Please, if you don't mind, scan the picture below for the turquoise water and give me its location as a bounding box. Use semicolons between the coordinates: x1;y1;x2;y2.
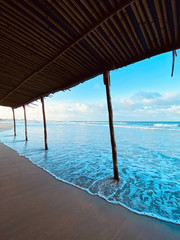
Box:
0;121;180;224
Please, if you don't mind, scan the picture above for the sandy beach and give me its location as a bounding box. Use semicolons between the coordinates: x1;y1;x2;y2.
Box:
0;123;180;240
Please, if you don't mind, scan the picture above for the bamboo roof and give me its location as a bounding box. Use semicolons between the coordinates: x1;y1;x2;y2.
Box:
0;0;180;108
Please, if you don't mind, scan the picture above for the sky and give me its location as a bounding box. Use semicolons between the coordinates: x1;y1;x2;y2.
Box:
1;50;180;122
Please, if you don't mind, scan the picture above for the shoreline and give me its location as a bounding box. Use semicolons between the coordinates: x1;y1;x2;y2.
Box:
14;155;180;227
0;123;180;239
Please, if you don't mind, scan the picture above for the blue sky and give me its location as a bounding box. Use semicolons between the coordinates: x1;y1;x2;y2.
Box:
1;50;180;121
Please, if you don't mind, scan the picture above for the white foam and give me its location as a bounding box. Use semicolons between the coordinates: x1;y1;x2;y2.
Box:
1;121;180;225
153;123;179;127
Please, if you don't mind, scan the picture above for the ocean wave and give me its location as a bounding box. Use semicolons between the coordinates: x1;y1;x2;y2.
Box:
153;123;179;127
1;121;180;225
5;148;180;226
116;122;127;125
71;121;180;131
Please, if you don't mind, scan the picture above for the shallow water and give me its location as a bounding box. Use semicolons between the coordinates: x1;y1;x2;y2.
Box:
0;121;180;224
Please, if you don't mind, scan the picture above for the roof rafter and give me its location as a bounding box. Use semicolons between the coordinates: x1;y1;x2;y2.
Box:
14;41;179;109
0;0;134;105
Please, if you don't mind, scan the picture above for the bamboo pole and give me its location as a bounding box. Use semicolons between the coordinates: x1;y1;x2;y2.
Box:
12;108;16;136
23;105;28;141
154;0;167;46
171;0;178;43
143;0;161;47
47;0;82;34
103;71;119;181
133;1;154;49
0;0;133;104
161;0;172;44
41;97;48;150
1;1;63;47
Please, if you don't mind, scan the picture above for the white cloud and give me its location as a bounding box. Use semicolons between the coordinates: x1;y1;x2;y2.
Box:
113;92;180;120
0;106;12;119
75;103;88;112
133;92;162;100
1;92;180;121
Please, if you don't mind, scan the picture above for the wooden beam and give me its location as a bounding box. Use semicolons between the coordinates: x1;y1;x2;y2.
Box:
0;0;133;104
41;97;48;150
103;71;119;181
23;105;28;141
171;50;177;77
12;108;16;136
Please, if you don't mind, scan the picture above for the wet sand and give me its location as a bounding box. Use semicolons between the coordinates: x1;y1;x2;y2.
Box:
0;123;180;240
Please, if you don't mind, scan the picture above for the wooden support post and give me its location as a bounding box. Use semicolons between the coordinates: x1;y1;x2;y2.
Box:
103;71;119;181
23;105;28;141
41;97;48;150
12;108;16;136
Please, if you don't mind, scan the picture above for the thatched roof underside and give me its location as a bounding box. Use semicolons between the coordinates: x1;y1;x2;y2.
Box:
0;0;180;108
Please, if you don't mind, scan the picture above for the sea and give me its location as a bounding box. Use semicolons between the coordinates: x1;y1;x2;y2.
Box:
0;120;180;225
